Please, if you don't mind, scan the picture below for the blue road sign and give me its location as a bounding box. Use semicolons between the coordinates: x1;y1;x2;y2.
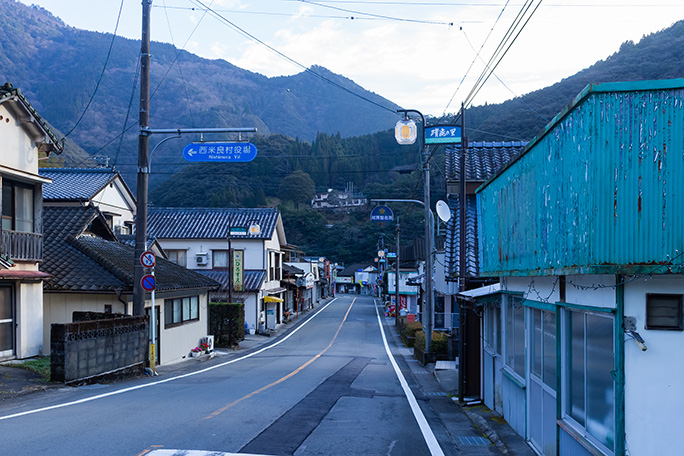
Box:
141;274;156;291
183;142;257;162
370;205;394;223
425;125;462;144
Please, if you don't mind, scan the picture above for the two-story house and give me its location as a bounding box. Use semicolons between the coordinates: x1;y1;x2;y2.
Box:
471;79;684;456
146;207;287;333
41;167;136;235
0;82;62;360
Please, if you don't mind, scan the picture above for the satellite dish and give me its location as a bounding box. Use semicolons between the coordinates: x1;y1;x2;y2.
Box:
436;200;451;222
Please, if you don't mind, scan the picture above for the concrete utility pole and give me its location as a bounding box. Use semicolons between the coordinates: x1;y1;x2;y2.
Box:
132;1;257;316
133;0;151;316
395;217;400;327
458;103;468;402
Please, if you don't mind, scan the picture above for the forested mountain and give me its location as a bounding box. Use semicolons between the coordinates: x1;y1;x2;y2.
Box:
4;0;684;263
0;0;399;175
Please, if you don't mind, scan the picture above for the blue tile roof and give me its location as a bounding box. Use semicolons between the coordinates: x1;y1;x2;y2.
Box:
147;207;280;240
444;195;479;280
40;168;133;202
446;141;527;182
42;205;219;292
198;270;265;302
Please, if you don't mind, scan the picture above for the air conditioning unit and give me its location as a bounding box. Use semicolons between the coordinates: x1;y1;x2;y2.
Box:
201;335;214;352
196;252;209;266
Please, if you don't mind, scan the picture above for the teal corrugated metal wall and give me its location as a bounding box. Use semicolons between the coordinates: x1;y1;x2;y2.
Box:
478;82;684;276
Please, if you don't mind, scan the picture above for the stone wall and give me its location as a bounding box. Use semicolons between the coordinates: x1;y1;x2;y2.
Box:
50;316;148;384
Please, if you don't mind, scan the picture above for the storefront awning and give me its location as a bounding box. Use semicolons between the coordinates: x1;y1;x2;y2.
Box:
264;296;284;303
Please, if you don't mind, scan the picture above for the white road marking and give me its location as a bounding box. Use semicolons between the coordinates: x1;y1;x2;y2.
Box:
373;300;446;456
0;298;338;421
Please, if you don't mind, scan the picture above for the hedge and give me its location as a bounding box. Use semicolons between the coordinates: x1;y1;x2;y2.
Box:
414;330;449;354
209;302;245;348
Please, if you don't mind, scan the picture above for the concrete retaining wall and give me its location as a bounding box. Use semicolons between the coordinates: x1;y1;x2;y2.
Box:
50;316;148;384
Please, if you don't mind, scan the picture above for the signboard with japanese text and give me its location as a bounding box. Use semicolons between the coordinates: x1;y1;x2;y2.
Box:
370;205;394;226
233;250;244;291
425;125;462;145
183;142;258;162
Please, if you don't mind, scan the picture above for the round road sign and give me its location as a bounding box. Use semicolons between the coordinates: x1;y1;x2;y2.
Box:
140;251;156;268
141;274;156;291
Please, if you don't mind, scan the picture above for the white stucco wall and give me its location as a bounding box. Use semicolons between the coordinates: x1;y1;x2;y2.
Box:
0;104;41;176
156;292;209;365
43;293;126;355
91;180;135;230
623;275;684;456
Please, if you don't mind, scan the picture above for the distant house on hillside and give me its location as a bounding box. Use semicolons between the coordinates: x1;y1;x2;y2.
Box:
146;207;287;333
0;82;62;360
311;183;367;212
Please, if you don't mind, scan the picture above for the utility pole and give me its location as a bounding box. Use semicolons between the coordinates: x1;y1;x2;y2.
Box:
459;102;468;402
133;0;151;316
395;217;400;327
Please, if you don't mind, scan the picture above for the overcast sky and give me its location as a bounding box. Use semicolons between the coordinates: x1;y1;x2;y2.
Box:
19;0;684;116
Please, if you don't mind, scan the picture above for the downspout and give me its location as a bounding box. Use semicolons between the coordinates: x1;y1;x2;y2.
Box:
115;288;129;314
556;276;565;456
615;274;626;456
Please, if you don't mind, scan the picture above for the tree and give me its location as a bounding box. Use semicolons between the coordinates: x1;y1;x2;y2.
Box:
278;170;315;209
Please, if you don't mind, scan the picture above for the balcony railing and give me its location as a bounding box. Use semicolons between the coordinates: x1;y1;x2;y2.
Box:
1;230;42;262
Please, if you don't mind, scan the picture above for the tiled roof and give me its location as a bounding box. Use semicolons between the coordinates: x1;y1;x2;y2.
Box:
445;141;527;182
444;195;479;280
147;207;280;240
198;270;265;302
42;205;218;292
339;263;371;276
40;168;132;202
283;264;304;275
0;82;62;154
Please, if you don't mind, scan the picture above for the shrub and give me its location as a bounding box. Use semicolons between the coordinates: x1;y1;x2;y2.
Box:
209;302;245;348
414;330;449;354
402;321;423;347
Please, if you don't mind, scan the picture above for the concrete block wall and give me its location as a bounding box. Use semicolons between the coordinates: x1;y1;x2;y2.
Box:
51;316;148;384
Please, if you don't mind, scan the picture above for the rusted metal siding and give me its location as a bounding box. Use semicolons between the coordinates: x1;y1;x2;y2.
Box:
478;80;684;276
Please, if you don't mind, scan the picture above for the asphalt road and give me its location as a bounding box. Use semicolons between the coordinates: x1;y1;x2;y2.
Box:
0;295;474;456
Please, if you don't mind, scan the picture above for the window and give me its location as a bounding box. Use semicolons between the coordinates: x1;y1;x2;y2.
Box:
646;294;683;330
166;250;187;267
531;308;556;388
2;180;34;233
485;301;501;355
505;295;525;378
565;309;614;452
213;250;229;269
164;296;199;327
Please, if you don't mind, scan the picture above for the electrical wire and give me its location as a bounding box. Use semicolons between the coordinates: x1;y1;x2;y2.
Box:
443;0;512;115
463;0;544;108
297;0;455;26
61;0;125;140
188;0;397;115
113;56;141;168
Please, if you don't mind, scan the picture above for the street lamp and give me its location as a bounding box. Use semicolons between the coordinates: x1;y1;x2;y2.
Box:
394;109;434;356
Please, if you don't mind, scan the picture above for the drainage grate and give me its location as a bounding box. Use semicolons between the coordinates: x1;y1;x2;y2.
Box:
424;391;449;397
454;436;491;446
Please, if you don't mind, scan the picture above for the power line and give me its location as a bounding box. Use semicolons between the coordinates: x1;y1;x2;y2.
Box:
62;0;125;139
443;0;512;115
297;0;455;25
188;0;398;114
463;0;544;108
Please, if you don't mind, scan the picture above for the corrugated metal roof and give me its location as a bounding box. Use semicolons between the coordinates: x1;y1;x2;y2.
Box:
147;207;280;240
478;79;684;276
41;168;127;201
